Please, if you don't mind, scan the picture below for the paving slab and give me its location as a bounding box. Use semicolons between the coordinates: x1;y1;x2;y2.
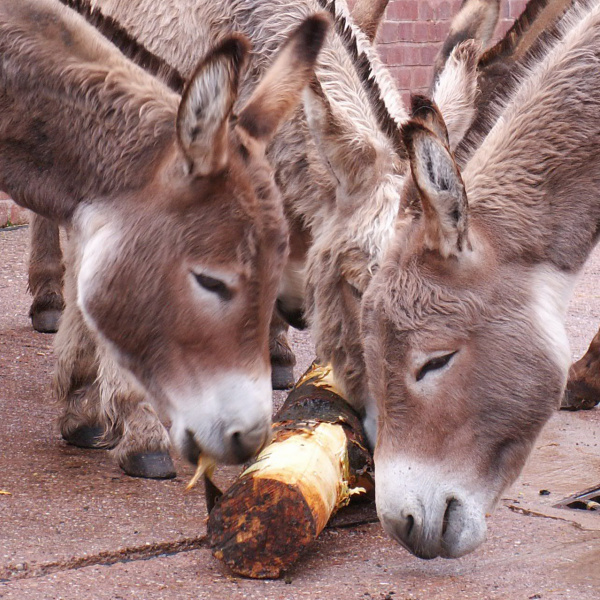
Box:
1;226;599;600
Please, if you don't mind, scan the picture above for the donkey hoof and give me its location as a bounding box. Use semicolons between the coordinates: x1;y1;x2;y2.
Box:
120;452;176;479
31;309;62;333
63;425;106;449
271;364;295;390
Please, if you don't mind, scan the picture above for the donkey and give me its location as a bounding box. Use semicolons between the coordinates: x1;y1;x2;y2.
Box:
362;0;600;559
434;0;599;411
34;0;413;477
0;0;329;468
25;0;389;357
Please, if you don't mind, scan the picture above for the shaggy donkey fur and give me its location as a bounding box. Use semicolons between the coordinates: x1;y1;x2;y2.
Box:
363;0;600;560
0;0;328;475
433;0;599;411
28;0;407;475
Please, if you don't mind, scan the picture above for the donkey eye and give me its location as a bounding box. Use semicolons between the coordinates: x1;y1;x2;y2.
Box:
194;273;233;301
416;351;457;382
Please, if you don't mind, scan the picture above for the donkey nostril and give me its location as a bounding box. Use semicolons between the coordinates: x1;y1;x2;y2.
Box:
405;514;415;538
442;497;458;538
229;430;256;463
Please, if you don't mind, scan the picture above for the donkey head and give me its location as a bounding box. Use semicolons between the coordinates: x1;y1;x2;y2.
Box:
76;16;330;465
294;39;482;443
362;107;564;558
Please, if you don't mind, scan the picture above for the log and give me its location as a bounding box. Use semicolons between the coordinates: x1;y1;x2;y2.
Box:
207;363;374;579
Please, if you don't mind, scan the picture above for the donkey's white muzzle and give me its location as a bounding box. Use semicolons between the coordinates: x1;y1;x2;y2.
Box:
168;371;272;465
376;457;488;559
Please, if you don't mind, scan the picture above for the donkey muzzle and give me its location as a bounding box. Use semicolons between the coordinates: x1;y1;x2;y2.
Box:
375;458;488;559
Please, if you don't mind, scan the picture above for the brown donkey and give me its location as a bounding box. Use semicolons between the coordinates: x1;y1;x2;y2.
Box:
362;0;600;559
0;0;328;467
434;0;599;411
26;0;391;372
30;0;408;476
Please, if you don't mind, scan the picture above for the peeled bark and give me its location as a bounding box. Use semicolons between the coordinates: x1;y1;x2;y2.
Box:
207;363;374;579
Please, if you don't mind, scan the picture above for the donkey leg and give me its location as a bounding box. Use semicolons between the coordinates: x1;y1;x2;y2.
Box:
269;216;308;390
270;310;296;390
53;267;109;448
562;327;600;410
56;241;174;477
28;213;64;333
96;352;175;479
113;402;175;479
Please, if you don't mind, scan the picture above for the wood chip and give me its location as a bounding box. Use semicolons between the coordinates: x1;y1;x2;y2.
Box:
185;456;216;492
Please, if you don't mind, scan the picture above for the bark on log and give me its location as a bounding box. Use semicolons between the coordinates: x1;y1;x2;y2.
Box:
207;363;374;579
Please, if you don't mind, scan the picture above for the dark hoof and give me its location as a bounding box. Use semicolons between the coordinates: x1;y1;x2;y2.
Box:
271;365;295;390
120;452;176;479
63;425;106;449
561;381;600;411
31;309;62;333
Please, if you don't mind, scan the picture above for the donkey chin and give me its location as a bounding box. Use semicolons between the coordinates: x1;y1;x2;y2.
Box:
375;457;490;559
166;371;273;466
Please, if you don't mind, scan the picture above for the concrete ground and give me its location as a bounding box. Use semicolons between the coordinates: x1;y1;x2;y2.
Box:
0;226;599;600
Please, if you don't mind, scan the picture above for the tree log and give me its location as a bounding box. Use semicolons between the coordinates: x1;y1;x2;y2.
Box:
207;363;374;579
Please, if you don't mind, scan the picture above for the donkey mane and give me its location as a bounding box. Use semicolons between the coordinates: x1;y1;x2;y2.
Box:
315;0;407;159
456;0;578;165
465;0;600;226
479;0;557;67
57;0;185;93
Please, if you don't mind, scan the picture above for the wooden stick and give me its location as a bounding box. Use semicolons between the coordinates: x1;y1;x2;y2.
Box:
207;363;374;579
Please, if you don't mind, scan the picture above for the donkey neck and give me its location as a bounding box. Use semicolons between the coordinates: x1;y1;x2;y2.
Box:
0;0;178;222
464;1;600;274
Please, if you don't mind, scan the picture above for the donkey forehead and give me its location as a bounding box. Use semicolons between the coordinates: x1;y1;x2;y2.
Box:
379;260;488;326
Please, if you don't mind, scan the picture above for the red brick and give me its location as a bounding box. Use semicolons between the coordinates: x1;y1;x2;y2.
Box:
401;43;422;67
387;0;420;21
431;20;451;42
421;43;440;66
413;21;432;43
377;0;525;92
418;1;435;21
0;198;29;228
411;65;434;90
389;21;415;42
378;21;402;43
378;43;406;66
389;65;413;89
435;1;453;20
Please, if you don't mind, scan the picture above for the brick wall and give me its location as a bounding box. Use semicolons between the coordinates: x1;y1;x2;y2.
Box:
375;0;528;104
0;192;28;228
0;0;530;227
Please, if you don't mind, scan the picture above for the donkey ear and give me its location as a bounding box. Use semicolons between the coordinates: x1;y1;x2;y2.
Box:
236;14;330;145
303;77;379;197
432;39;481;150
410;95;450;147
351;0;390;42
177;36;249;176
402;122;469;258
432;0;499;81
